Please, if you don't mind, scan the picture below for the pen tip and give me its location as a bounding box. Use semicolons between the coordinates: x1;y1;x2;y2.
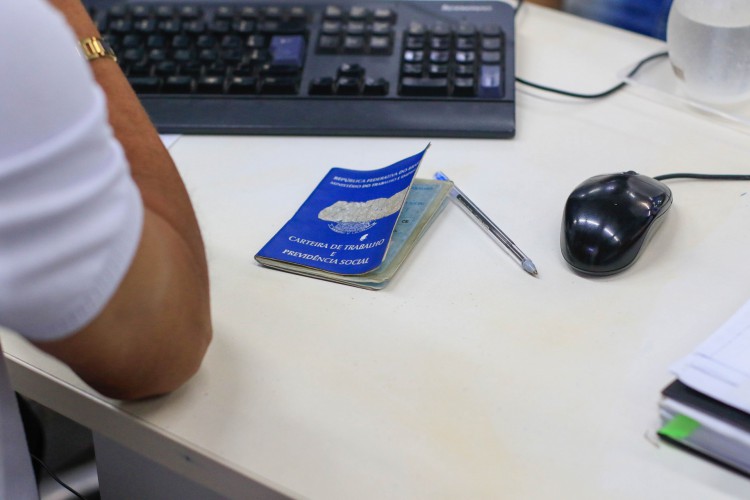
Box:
522;260;538;276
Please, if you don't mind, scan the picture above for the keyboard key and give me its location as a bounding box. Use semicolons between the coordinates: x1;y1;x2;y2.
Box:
343;35;365;53
264;6;282;19
431;22;451;37
348;6;368;20
133;18;157;34
196;35;216;48
269;35;306;69
146;34;167;49
363;77;390;95
453;77;476;97
122;47;144;63
481;24;502;37
456;22;476;37
208;19;229;35
205;61;228;75
428;64;448;77
403;50;424;63
337;63;365;78
239;7;259;20
163;75;194;93
478;65;503;98
322;21;342;35
178;5;202;19
309;77;335;95
399;77;449;96
222;48;244;64
456;37;476;50
317;34;340;53
155;6;175;18
154;60;177;75
481;51;502;64
404;36;425;50
369;35;392;55
130;5;151;18
482;37;502;50
401;63;423;76
346;21;366;36
260;76;299;94
196;76;225;93
373;8;395;22
455;51;475;63
429;51;450;64
246;35;267;49
127;60;151;75
198;49;218;63
233;20;256;34
289;7;308;21
128;76;161;93
430;37;451;50
455;64;475;77
172;35;191;49
324;5;343;20
260;62;298;76
215;6;235;20
180;61;203;75
336;76;362;95
227;76;258;94
371;22;392;35
184;20;206;34
407;22;426;36
109;19;132;34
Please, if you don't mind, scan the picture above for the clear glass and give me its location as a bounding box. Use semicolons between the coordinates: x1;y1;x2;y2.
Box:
666;0;750;105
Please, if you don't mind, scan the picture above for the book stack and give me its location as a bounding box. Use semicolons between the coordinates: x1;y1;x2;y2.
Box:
658;300;750;477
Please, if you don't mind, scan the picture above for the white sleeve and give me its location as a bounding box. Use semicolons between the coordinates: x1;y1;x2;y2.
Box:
0;0;144;341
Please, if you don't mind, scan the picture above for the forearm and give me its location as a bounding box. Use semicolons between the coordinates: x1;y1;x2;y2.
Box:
527;0;562;8
38;0;212;399
47;0;208;279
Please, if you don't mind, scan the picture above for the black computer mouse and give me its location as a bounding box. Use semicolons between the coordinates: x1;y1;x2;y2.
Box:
561;171;673;276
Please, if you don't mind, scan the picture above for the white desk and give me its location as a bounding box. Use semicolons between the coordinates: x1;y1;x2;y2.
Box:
4;5;750;499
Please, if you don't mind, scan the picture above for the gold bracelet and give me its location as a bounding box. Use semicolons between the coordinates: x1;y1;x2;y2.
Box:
79;36;117;62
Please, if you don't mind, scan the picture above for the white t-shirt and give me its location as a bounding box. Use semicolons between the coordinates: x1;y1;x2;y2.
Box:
0;1;143;497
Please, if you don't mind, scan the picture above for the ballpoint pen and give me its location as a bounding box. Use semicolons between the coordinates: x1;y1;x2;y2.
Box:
434;171;538;277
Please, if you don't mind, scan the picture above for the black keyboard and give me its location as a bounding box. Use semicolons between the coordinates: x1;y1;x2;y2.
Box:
86;0;516;138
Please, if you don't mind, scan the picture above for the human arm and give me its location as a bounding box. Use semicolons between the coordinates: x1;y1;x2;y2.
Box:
29;0;212;400
527;0;562;8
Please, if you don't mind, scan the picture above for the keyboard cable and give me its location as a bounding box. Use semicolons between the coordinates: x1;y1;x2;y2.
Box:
513;0;750;182
513;0;669;99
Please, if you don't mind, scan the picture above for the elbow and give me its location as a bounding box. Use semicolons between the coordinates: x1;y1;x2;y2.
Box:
91;320;213;402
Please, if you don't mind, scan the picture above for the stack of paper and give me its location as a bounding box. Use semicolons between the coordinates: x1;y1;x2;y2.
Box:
659;300;750;477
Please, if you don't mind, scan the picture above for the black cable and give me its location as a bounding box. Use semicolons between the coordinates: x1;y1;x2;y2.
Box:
30;454;87;500
510;3;749;181
654;173;750;182
515;51;669;99
511;0;668;98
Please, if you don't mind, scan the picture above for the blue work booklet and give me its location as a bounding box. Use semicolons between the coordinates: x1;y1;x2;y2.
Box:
255;146;451;289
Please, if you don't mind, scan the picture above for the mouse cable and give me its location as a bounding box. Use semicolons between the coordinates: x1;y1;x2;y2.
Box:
30;454;87;500
515;51;668;99
653;173;750;182
512;0;669;99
